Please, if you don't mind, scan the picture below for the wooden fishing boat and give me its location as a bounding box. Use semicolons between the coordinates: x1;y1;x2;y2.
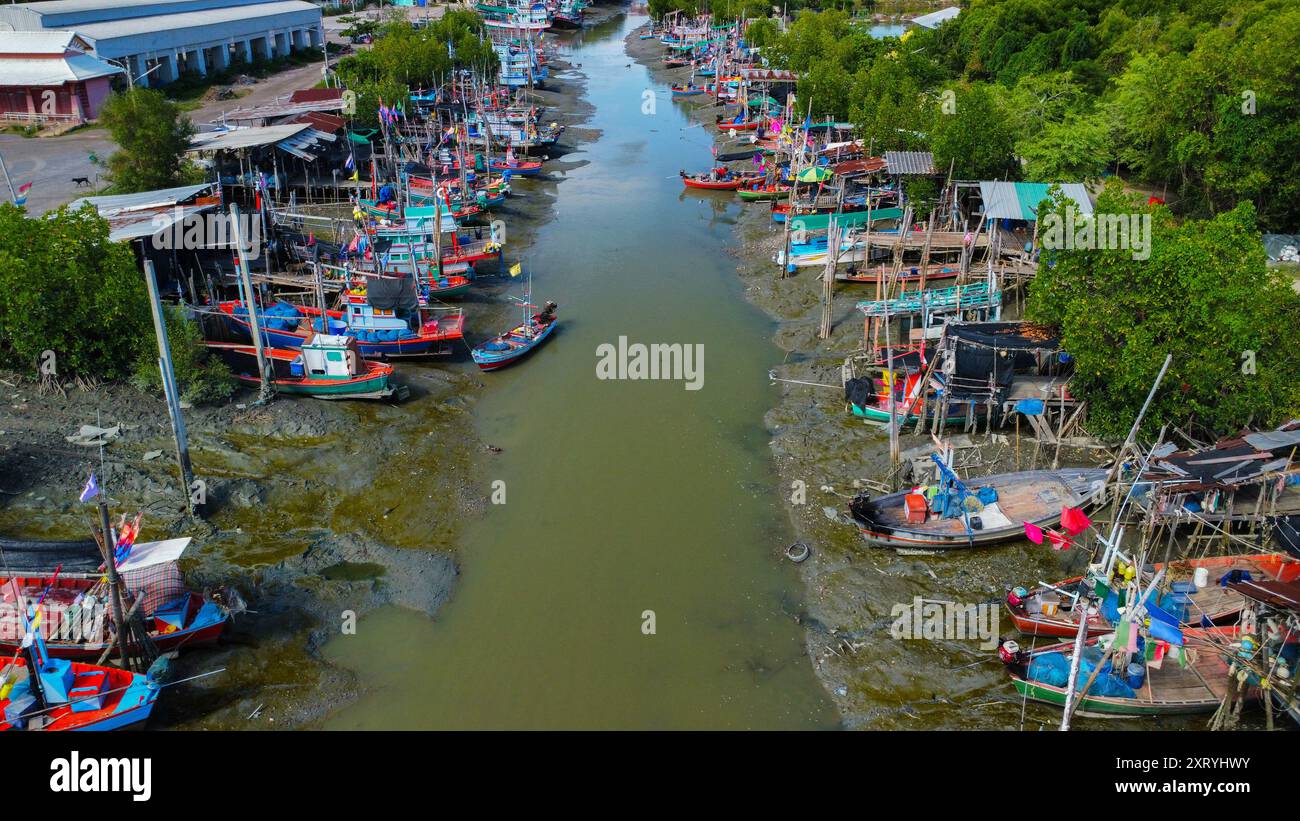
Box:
671;85;706;98
206;340;397;400
1006;552;1300;638
1005;628;1241;717
0;537;230;660
849;467;1109;549
717;119;760;132
472;301;558;371
218;299;465;359
835;264;962;286
679;170;761;190
737;182;790;201
0;654;164;730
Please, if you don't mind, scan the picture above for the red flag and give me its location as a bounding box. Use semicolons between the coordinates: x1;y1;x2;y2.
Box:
1047;531;1072;551
1023;522;1044;544
1060;506;1091;536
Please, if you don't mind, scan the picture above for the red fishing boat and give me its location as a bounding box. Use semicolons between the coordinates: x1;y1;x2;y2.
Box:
0;654;164;731
679;169;761;190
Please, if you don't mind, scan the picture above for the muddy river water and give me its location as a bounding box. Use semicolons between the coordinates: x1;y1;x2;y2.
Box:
320;14;838;729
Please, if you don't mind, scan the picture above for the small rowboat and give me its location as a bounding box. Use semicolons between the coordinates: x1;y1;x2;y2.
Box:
835;264;961;285
206;341;398;400
717;120;760;132
1005;627;1242;717
1006;552;1300;639
421;274;473;299
0;654;164;731
737;183;790;201
472;301;558;371
849;467;1109;550
671;85;706;98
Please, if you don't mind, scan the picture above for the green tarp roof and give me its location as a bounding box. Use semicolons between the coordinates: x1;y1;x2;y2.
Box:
788;207;904;232
979;181;1092;222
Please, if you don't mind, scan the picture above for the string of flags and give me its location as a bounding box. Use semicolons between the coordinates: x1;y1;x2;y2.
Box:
1023;506;1092;550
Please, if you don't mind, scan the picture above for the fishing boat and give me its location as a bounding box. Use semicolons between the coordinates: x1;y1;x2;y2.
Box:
218;297;465;359
472;300;559;371
1006;552;1300;638
671;84;706;98
0;536;231;660
737;182;790;201
848;461;1109;549
836;263;962;286
0;654;165;730
679;169;758;190
1004;627;1241;717
206;338;398;400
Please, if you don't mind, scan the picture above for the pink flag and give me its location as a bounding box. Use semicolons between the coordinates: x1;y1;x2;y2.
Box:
1060;506;1092;536
1047;531;1071;551
1023;522;1044;544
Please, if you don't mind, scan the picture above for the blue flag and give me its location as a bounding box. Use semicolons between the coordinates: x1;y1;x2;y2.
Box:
79;472;98;503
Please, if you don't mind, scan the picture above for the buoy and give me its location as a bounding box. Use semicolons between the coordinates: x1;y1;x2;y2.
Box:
785;541;810;563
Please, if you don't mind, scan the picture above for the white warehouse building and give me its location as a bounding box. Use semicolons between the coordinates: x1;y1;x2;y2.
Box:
0;0;324;87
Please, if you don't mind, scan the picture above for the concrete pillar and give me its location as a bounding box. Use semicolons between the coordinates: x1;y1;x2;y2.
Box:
209;44;229;72
241;39;254;63
158;54;178;84
309;27;322;48
129;54;148;87
293;29;309;50
257;34;272;60
276;32;290;57
187;48;206;76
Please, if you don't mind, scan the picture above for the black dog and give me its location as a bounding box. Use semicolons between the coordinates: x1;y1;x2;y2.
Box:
71;177;90;187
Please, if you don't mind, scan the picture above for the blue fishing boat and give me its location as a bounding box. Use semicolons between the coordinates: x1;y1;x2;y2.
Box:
472;300;558;371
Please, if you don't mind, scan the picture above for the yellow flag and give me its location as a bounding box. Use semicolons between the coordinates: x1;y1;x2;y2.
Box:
349;170;359;181
509;262;522;277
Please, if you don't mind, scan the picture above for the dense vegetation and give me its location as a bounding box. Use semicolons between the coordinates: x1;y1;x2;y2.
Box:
0;205;232;402
334;11;500;128
1029;185;1300;438
753;0;1300;231
99;88;203;194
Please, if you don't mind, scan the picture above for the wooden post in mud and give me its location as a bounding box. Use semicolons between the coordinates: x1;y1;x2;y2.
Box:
142;260;198;519
819;220;839;339
230;204;272;404
96;496;136;670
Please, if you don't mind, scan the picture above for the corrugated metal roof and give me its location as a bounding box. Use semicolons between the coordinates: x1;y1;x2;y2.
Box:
69;182;213;215
0;50;123;84
884;151;936;176
0;31;79;54
912;7;960;29
189;123;310;152
978;181;1093;222
71;1;320;45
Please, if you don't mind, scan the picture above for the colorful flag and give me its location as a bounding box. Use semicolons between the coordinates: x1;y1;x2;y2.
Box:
14;181;31;206
509;262;522;277
1023;521;1044;544
1060;506;1092;536
79;472;99;503
345;152;356;171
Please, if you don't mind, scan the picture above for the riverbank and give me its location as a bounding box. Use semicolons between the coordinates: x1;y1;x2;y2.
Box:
0;29;608;727
625;22;1113;730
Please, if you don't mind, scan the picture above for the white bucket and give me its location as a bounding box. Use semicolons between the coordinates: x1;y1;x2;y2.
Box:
1193;567;1209;588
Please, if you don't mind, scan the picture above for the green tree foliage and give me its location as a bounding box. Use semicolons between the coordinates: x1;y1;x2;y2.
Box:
335;12;498;128
1027;184;1300;437
133;305;235;405
98;88;199;194
929;83;1018;180
758;0;1300;230
0;204;149;379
